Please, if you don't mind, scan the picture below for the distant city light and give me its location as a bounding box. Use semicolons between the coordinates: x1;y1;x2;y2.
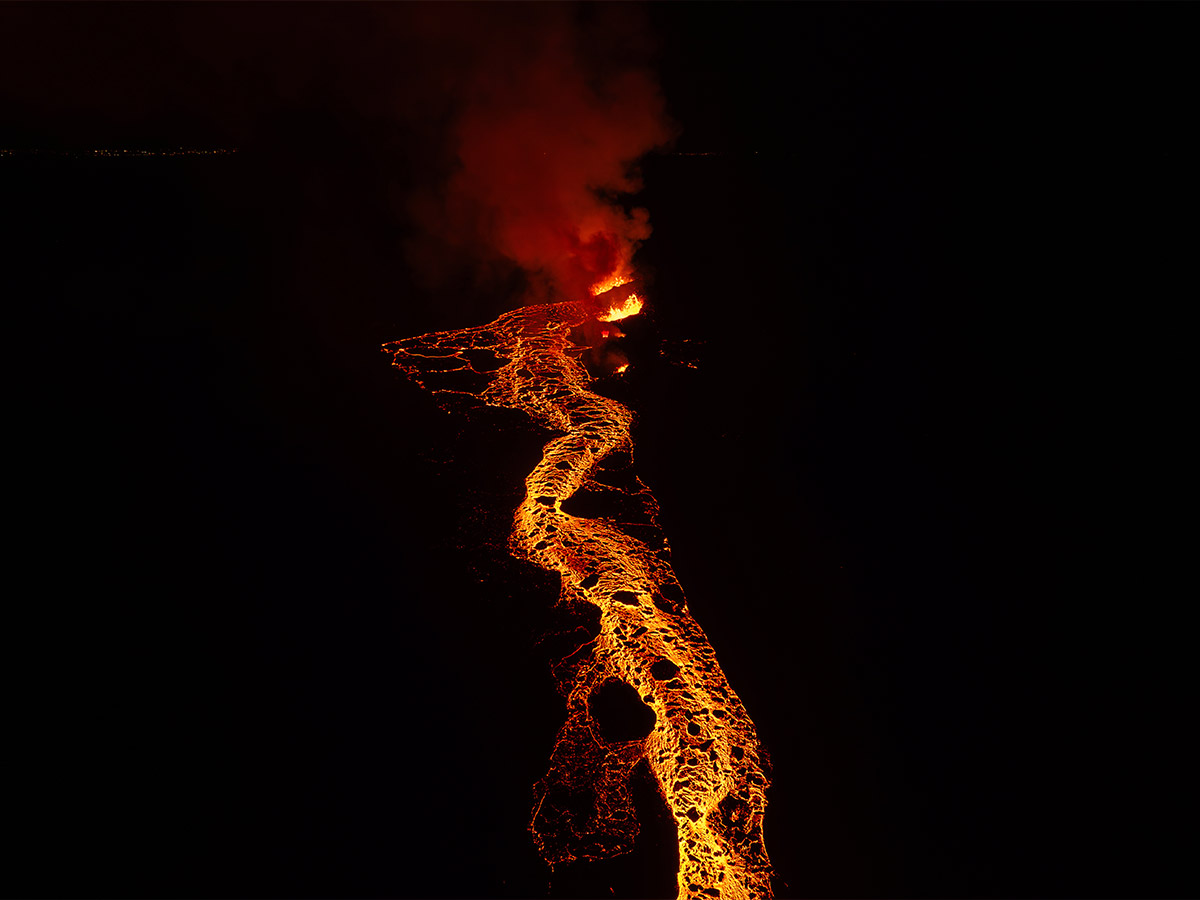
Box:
0;148;238;158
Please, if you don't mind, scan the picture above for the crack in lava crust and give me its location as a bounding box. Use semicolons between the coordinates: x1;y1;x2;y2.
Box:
384;301;772;899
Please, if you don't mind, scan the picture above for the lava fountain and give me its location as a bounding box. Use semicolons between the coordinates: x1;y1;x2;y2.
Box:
384;282;772;899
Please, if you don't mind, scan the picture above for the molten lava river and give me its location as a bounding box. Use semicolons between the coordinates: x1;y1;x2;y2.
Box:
384;293;772;899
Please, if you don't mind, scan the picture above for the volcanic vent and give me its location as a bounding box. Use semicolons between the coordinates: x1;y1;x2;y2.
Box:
384;290;772;899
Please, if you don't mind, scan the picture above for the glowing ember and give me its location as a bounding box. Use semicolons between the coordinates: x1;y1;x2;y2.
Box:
614;363;630;375
383;297;772;898
598;292;645;322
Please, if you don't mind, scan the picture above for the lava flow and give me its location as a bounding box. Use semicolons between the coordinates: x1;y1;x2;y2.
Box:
384;289;772;899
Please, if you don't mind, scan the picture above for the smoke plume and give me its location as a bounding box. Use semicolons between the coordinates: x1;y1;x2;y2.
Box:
0;4;673;311
404;5;675;307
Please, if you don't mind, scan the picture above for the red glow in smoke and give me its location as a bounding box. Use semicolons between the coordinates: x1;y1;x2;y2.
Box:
413;6;673;307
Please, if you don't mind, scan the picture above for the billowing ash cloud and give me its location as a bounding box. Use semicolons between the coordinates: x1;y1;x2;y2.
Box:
404;5;675;306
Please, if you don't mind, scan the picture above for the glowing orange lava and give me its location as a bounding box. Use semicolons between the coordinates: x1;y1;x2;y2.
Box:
598;291;645;322
590;271;634;297
384;297;772;899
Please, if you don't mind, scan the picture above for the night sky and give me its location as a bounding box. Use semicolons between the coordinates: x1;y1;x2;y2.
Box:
5;4;1193;898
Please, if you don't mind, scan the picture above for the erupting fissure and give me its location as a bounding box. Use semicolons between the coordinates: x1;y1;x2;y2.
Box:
384;291;772;899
